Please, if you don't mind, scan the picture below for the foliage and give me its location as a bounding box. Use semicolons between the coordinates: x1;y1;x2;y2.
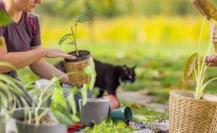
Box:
84;121;133;133
39;0;198;18
0;62;30;121
58;6;95;56
50;79;79;126
50;58;96;126
0;11;12;26
184;53;199;82
183;16;217;99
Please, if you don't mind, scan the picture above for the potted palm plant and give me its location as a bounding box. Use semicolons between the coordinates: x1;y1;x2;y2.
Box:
169;17;217;132
59;7;95;87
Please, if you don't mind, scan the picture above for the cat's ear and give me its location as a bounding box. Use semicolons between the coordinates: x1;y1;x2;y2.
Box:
123;64;128;69
132;65;137;69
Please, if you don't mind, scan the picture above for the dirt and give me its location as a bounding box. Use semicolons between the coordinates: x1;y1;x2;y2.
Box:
65;50;90;62
117;88;168;113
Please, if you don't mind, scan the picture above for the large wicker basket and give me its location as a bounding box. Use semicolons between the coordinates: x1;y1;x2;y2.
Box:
169;90;217;133
64;50;91;87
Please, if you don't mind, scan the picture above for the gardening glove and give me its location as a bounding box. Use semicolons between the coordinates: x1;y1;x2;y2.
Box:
211;23;217;52
192;0;217;21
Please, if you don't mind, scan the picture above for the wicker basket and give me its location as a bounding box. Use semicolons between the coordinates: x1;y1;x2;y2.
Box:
64;50;91;87
169;90;217;133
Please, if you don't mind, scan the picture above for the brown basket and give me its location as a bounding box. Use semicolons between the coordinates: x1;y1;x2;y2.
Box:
64;50;91;87
169;90;217;133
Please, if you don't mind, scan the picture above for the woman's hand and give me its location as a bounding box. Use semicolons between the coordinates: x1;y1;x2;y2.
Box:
205;55;217;67
43;48;76;60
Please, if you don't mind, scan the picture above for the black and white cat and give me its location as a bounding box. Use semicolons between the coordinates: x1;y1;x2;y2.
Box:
55;59;136;97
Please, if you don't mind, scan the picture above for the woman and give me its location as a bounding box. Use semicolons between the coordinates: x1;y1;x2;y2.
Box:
0;0;75;83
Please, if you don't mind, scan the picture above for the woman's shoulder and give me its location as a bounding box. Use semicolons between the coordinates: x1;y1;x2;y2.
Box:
26;12;40;21
24;12;40;27
23;12;40;34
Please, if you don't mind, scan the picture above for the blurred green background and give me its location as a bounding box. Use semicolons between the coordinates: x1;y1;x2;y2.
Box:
18;0;217;111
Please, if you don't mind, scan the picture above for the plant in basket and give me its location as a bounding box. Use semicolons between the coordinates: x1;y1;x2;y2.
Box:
59;7;95;87
169;13;217;133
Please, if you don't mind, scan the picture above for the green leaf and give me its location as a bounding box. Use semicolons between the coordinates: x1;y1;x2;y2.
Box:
0;11;12;26
51;105;73;126
84;57;96;90
51;81;67;109
75;8;95;23
80;84;88;105
0;61;16;70
58;33;73;46
184;53;199;82
66;88;77;115
50;80;76;126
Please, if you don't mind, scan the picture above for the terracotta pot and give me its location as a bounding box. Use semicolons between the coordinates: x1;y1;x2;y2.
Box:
169;90;217;133
103;95;120;110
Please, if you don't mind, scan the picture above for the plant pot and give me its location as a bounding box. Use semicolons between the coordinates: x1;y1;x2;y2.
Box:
169;90;217;133
111;106;133;123
103;95;120;110
64;50;92;87
12;108;67;133
79;98;110;126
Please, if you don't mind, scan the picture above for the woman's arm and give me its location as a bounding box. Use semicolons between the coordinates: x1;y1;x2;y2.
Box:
29;58;70;84
0;37;75;73
0;47;46;73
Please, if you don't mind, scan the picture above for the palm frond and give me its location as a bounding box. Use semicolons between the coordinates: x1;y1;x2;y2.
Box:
58;34;73;46
75;8;95;23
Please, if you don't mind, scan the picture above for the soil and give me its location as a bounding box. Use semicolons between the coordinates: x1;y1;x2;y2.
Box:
65;50;90;62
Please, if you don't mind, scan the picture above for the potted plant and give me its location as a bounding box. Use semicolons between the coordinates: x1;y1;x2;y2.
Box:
59;7;95;87
11;76;74;133
0;62;33;133
12;68;96;133
169;17;217;132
